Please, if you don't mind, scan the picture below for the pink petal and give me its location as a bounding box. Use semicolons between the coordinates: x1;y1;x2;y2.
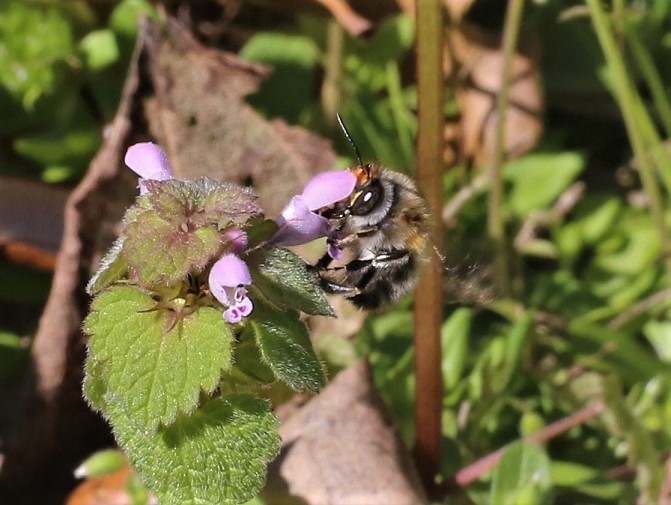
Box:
272;196;331;246
124;142;173;181
224;307;242;324
237;296;253;316
209;254;252;305
328;243;344;260
300;171;357;211
223;228;248;254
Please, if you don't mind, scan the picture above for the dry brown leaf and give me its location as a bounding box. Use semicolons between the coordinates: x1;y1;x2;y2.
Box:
449;24;544;166
143;20;336;216
0;177;68;256
264;360;427;505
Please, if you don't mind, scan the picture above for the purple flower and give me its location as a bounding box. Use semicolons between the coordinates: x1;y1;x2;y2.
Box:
124;142;173;194
223;228;248;254
209;254;254;324
272;170;357;247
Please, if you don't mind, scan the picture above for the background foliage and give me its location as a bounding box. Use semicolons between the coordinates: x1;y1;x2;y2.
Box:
2;0;671;504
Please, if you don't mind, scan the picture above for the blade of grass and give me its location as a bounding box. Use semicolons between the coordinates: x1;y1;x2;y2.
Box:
414;0;444;494
625;25;671;137
586;0;671;274
385;61;415;169
487;0;526;296
321;20;344;126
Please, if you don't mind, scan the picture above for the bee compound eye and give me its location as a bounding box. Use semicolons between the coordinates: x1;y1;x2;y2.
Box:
351;183;382;216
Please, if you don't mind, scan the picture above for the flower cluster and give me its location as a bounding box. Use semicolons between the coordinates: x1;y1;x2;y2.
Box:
125;142;356;324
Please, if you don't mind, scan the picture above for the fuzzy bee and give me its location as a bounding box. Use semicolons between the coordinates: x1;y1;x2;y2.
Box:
313;115;432;310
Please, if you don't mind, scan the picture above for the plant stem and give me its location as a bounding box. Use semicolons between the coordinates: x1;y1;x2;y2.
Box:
625;26;671;138
586;0;671;274
414;0;444;494
321;20;343;126
487;0;525;295
446;400;605;489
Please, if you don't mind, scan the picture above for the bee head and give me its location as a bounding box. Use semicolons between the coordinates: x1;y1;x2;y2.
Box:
326;113;392;224
346;167;394;227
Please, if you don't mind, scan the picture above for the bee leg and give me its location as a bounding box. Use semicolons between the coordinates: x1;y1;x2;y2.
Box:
371;249;410;267
314;264;359;295
314;251;333;270
321;281;359;296
329;227;379;249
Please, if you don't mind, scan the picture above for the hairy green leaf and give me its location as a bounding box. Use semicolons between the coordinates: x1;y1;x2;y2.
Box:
83;355;108;413
193;178;260;226
251;247;333;317
250;298;325;391
232;333;276;385
124;208;220;287
122;178;259;287
87;236;127;295
85;286;233;431
110;394;280;505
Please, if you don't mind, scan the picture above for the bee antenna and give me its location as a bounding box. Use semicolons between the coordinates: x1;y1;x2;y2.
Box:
336;112;363;167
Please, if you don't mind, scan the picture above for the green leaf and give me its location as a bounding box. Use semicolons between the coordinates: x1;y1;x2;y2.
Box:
505;152;584;215
363;15;414;64
74;449;126;478
126;471;153;505
569;321;666;383
124;208;220;287
240;32;319;68
251;248;334;317
490;441;553;505
643;320;671;363
110;0;157;38
598;375;663;503
83;355;108;413
578;196;621;244
441;308;471;390
193;178;260;227
79;29;119;70
239;32;319;122
0;1;73;108
87;236;128;295
244;217;277;248
85;286;234;431
550;460;599;486
346;15;415;92
230;332;276;385
122;178;259;287
594;219;661;275
250;299;325;392
14;126;101;167
496;312;534;392
0;330;29;384
110;394;280;505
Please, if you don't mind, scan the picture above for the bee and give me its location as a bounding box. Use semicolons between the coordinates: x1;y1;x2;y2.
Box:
313;114;432;310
